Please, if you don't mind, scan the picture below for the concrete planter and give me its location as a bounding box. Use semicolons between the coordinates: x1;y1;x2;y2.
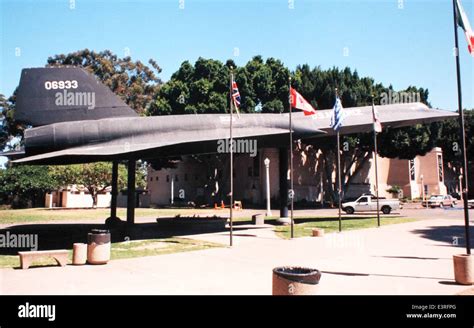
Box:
453;254;474;285
312;228;324;237
252;214;265;225
272;266;321;295
72;243;87;265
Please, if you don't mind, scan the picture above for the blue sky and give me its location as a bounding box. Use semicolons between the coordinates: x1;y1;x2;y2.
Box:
0;0;473;167
1;0;473;109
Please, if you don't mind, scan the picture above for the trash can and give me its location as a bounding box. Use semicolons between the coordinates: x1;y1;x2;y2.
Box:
272;266;321;295
72;243;87;265
87;229;111;265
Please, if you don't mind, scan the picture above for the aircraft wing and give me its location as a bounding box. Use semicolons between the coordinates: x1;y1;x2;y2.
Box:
302;102;458;135
11;121;323;165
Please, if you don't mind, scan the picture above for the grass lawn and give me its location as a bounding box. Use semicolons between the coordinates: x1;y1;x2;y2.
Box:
275;216;418;239
0;237;223;268
0;207;216;224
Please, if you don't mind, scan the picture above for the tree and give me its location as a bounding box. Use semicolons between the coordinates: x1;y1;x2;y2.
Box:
434;109;474;197
435;109;473;169
0;94;9;148
148;56;291;116
0;165;58;208
47;49;162;115
0;93;23;150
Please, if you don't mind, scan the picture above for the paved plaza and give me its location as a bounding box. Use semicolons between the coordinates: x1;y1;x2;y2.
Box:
1;207;473;295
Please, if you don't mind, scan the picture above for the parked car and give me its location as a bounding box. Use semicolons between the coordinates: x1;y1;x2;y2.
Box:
469;199;474;209
342;195;401;214
425;195;456;208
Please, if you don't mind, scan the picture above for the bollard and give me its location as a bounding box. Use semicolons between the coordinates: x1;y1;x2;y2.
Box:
312;228;325;237
72;243;87;265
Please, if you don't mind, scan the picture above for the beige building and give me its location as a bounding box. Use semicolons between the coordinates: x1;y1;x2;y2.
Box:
45;185;112;208
45;185;151;209
346;147;447;199
147;147;448;206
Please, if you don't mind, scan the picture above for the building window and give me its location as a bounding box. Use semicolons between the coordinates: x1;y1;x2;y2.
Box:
409;159;415;181
150;177;153;182
156;176;159;181
438;154;443;182
166;175;169;183
175;175;179;182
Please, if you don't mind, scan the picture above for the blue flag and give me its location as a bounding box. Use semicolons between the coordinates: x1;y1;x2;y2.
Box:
330;96;344;131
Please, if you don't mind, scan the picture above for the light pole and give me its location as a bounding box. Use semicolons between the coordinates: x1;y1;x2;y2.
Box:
264;157;271;217
420;174;425;208
459;174;463;201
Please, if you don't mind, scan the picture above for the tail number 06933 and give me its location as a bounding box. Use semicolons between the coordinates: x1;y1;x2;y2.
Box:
44;80;78;90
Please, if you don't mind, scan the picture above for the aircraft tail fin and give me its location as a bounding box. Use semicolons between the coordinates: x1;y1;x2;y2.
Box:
15;67;138;126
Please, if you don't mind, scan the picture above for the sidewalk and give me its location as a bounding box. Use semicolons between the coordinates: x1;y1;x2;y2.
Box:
0;217;472;295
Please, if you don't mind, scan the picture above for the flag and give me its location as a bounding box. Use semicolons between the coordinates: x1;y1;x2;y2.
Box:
231;80;241;110
456;0;474;56
372;105;382;133
330;96;344;131
290;87;317;116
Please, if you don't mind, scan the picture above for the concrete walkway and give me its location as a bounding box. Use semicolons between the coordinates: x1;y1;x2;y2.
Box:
1;217;473;295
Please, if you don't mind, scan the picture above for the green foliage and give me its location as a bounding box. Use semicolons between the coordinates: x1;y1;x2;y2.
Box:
0;94;8;147
386;185;402;195
435;109;473;168
47;49;162;116
149;56;290;115
378;123;441;159
0;93;23;150
0;165;58;208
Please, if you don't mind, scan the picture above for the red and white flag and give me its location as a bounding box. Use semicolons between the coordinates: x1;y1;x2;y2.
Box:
456;0;474;56
290;87;317;116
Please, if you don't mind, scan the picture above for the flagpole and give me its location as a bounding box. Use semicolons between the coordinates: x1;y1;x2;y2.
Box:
372;95;381;228
452;0;471;255
289;76;294;239
337;131;342;232
229;67;234;247
336;88;342;233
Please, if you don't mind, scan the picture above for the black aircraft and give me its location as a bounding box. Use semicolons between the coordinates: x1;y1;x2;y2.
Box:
1;67;457;222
